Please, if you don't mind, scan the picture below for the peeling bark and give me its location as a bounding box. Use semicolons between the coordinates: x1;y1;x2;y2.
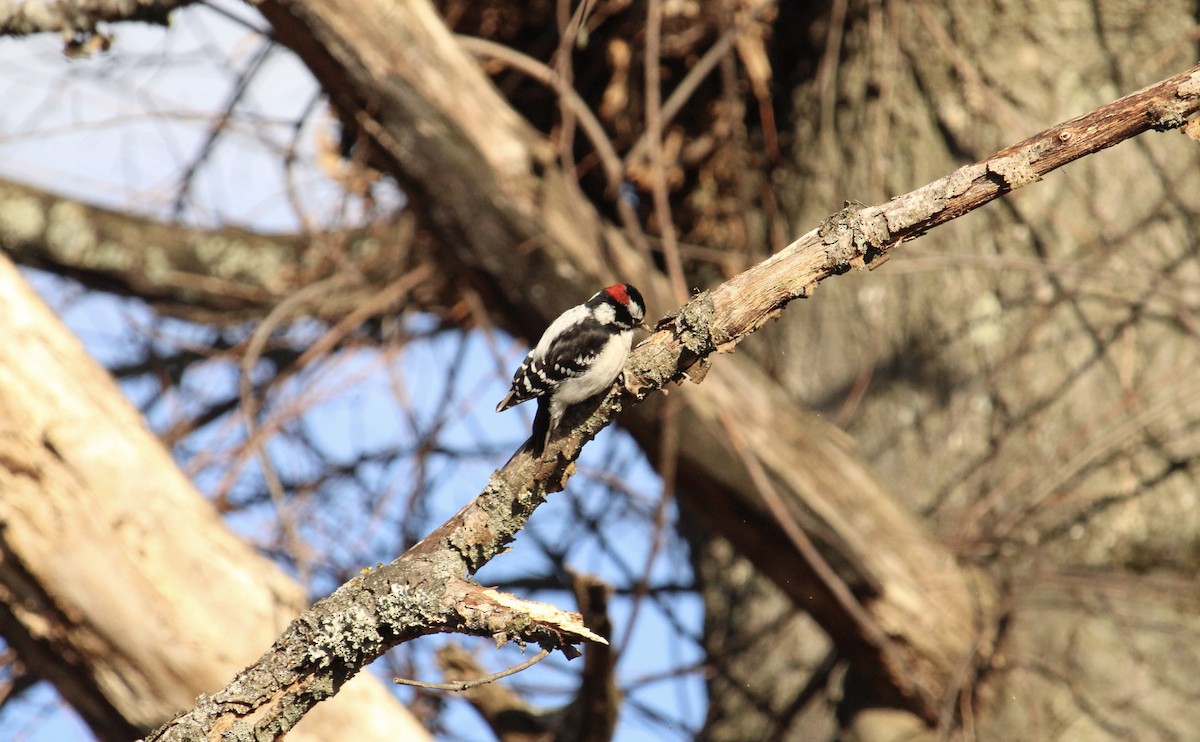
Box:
0;253;429;741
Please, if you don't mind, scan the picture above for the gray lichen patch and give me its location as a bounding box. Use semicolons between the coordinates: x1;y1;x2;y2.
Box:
141;245;174;286
305;603;384;668
676;293;718;354
0;197;46;244
194;234;287;285
89;241;137;272
819;202;872;269
376;581;444;630
46;201;98;262
348;236;381;261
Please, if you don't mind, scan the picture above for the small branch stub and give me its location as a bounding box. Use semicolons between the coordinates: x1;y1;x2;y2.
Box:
675;292;719;354
819;201;871;269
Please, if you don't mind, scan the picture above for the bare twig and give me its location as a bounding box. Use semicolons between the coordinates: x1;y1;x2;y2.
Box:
644;0;688;305
457;35;624;192
239;277;348;579
433;643;554;740
454;32;659;283
549;0;594;183
616;392;679;655
395;649;551;691
172;39;277;218
292;266;431;369
624;0;779;168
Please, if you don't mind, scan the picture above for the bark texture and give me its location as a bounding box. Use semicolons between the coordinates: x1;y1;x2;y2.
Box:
776;1;1200;738
0;253;428;741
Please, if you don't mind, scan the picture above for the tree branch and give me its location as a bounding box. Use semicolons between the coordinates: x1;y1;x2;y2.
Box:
0;178;457;325
11;0;1199;733
434;644;553;742
656;65;1200;357
399;647;550;692
0;0;193;37
141;60;1200;737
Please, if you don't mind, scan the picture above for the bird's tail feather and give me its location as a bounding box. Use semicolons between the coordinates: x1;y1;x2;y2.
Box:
530;397;553;457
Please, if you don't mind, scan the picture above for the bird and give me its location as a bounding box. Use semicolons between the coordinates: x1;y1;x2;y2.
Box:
497;283;648;456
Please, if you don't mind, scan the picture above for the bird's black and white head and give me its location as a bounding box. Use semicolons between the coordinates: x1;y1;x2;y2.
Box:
589;283;647;332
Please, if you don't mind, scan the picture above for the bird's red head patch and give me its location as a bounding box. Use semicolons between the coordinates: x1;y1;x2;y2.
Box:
604;283;630;305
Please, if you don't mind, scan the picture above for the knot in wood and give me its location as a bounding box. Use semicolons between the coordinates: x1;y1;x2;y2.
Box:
675;293;723;355
819;201;869;268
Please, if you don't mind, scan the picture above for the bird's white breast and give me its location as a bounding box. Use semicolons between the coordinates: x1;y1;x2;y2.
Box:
555;328;632;405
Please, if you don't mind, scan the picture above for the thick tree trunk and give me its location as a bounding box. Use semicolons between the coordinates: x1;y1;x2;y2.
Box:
0;253;428;741
772;1;1200;738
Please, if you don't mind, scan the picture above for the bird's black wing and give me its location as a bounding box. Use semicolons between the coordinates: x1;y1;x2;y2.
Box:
495;318;607;411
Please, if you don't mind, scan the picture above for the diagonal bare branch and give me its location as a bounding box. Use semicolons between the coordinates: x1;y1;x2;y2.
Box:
0;178;452;325
142;62;1200;738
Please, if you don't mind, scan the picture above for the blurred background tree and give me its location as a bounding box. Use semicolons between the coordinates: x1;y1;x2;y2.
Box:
1;0;1199;740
